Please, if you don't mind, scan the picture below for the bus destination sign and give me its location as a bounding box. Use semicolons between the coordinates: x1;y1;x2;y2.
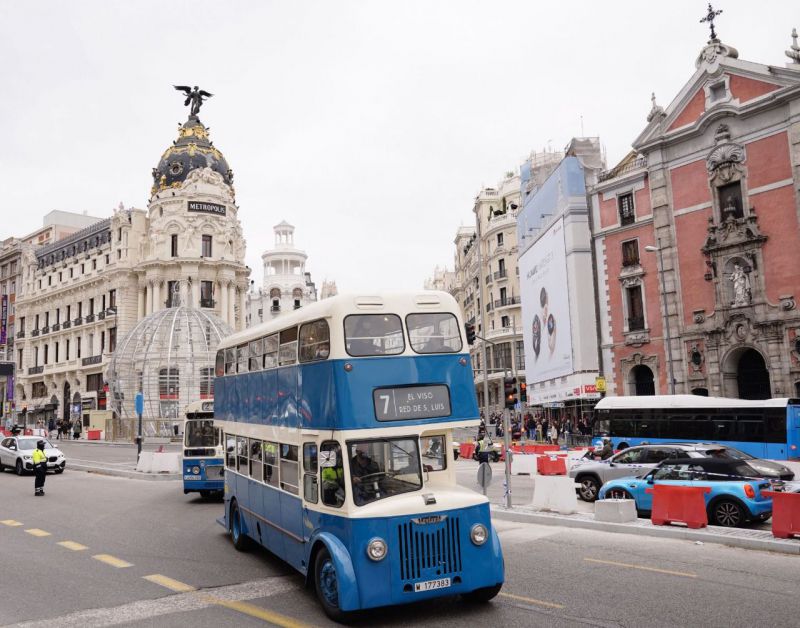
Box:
187;201;226;216
373;385;451;421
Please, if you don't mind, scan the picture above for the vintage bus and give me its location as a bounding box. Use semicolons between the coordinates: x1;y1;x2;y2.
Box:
214;292;504;620
182;399;224;497
592;395;800;460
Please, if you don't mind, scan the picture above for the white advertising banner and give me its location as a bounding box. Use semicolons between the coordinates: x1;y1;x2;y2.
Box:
519;218;573;386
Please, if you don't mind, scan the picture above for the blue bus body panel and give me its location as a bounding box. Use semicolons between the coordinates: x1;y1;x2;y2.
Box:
598;436;791;460
224;473;503;611
216;355;479;430
788;405;800;459
182;457;224;493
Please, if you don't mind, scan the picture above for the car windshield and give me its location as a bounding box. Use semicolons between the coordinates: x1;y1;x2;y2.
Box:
702;446;754;461
18;438;49;450
348;437;422;506
184;419;218;448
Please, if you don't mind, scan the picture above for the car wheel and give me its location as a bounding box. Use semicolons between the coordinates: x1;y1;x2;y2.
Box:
607;488;632;500
0;459;4;472
576;475;601;502
54;468;64;474
462;583;502;603
711;499;744;527
314;546;354;622
229;500;251;551
15;459;24;476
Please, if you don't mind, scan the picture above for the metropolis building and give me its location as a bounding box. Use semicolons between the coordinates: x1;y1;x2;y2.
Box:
15;108;249;426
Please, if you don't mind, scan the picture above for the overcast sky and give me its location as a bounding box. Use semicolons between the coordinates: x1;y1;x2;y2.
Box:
1;1;796;292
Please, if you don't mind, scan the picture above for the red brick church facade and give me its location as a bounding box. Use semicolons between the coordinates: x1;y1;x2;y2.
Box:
591;33;800;399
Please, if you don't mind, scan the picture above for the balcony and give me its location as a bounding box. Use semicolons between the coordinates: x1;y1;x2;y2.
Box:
73;317;83;326
41;326;50;335
106;307;117;316
31;329;39;337
486;303;493;313
17;330;24;339
62;320;71;329
494;296;521;308
98;311;105;320
485;325;522;341
52;323;60;332
598;156;648;183
82;355;102;366
485;274;493;285
270;306;280;313
85;313;95;323
493;269;508;281
28;365;44;375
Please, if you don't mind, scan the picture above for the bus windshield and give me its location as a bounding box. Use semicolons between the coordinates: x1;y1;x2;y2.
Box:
185;419;217;448
348;437;422;506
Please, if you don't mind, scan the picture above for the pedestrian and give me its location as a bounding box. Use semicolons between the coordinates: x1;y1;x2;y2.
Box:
73;418;82;440
33;439;47;496
549;423;558;446
48;418;56;439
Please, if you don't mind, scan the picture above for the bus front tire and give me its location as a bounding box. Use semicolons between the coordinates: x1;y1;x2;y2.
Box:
314;546;354;623
230;501;251;551
462;583;502;603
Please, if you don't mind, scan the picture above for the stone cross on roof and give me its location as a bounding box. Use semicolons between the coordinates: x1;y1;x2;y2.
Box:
700;3;723;41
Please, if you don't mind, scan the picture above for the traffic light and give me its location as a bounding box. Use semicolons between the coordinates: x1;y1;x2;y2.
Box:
519;381;527;403
503;376;517;409
464;322;476;345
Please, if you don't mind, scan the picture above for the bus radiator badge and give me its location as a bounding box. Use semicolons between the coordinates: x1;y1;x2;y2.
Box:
412;515;445;524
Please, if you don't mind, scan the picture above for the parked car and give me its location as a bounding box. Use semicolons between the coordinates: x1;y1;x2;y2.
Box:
598;457;773;527
686;444;794;480
0;436;66;475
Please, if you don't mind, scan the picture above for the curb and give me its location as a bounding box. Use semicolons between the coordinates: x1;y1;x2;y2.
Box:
490;505;800;556
68;462;181;482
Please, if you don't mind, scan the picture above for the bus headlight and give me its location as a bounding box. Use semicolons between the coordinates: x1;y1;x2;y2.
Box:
192;466;201;475
366;537;387;561
470;523;488;546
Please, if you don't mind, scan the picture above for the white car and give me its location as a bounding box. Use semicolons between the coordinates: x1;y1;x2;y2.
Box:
0;436;66;475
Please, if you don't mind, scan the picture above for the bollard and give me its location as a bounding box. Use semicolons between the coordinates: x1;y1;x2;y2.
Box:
646;484;711;529
762;491;800;539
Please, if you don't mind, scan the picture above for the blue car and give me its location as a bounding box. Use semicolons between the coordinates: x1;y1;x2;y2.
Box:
598;457;773;527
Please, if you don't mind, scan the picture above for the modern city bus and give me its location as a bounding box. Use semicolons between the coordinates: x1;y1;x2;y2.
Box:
592;395;800;460
182;399;224;497
214;292;504;620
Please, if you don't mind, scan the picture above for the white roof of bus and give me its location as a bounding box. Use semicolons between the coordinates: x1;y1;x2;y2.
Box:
218;291;462;350
594;395;792;410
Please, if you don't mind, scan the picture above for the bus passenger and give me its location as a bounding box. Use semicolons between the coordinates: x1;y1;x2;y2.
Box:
347;318;379;355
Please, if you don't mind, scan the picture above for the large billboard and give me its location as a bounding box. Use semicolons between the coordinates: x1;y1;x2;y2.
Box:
519;217;573;386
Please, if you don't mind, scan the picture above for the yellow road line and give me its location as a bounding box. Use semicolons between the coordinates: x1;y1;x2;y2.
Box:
143;574;196;593
92;554;133;568
0;519;23;526
584;557;697;578
205;596;314;628
58;541;88;551
499;591;565;609
25;528;51;537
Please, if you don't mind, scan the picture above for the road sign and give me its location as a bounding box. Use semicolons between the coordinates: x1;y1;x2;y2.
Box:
596;377;606;393
135;392;144;416
477;462;492;492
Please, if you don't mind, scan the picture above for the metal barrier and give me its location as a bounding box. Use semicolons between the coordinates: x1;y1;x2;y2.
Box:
104;418;177;442
566;434;594;448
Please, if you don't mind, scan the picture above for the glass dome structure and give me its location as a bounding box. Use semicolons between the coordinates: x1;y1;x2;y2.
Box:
107;305;232;423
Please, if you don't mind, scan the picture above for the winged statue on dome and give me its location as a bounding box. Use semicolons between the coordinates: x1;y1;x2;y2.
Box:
174;85;213;116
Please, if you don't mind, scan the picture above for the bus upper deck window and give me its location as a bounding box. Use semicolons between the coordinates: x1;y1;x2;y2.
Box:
299;320;330;363
344;314;404;356
406;313;463;354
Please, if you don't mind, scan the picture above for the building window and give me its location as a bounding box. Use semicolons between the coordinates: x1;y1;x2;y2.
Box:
89;298;94;315
34;346;39;366
18;348;23;369
497;233;504;247
55;309;60;324
294;299;301;310
44;344;49;365
109;327;116;353
92;259;97;270
621;240;640;267
77;302;82;318
32;382;47;398
271;298;280;313
626;285;645;331
19;317;24;334
718;181;744;220
109;289;116;310
201;234;212;257
494;342;512;370
199;366;214;398
200;281;214;308
501;315;510;328
171;234;178;257
69;268;74;278
65;339;70;361
618;193;635;226
515;340;525;371
100;331;105;354
55;342;59;363
76;336;81;359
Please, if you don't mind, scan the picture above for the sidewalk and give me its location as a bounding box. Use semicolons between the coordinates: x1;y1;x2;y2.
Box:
490;503;800;556
58;440;181;481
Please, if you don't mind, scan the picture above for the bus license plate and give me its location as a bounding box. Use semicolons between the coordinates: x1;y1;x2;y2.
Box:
414;577;451;592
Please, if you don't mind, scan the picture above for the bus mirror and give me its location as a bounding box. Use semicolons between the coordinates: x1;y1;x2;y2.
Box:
320;451;337;468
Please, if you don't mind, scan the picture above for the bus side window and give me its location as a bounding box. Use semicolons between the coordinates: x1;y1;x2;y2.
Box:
237;344;248;373
263;334;279;369
280;444;299;494
215;350;225;377
279;328;298;366
225;348;236;375
236;436;248;472
299;320;330;363
262;441;279;487
421;435;446;472
303;442;319;503
249;338;263;372
249;439;263;479
321;441;345;508
225;435;236;468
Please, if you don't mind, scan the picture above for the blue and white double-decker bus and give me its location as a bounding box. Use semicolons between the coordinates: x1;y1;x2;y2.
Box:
214;292;504;620
182;399;224;497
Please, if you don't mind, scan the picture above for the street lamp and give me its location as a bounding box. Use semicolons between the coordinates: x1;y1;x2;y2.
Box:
644;239;676;394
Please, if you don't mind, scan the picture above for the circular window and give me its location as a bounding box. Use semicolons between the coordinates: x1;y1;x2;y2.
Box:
170;161;184;176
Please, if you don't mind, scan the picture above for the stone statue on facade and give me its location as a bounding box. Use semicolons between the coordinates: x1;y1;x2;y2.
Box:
730;264;750;306
174;85;213;116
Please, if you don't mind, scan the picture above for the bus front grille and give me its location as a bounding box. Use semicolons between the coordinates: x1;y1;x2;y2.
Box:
397;517;462;581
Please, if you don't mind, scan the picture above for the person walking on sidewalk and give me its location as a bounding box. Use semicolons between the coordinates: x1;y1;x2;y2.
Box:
33;440;47;496
72;418;82;440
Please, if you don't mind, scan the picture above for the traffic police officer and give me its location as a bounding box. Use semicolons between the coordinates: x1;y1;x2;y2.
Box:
33;440;47;496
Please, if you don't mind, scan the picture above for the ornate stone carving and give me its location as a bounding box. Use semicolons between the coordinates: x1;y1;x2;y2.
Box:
780;295;796;311
693;310;706;324
729;263;751;306
707;141;745;177
624;331;651;347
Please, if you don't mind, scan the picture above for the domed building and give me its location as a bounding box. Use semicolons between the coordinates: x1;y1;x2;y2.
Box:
15;97;249;432
107;304;231;427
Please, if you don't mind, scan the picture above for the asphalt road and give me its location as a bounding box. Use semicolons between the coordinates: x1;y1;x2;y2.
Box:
2;466;799;627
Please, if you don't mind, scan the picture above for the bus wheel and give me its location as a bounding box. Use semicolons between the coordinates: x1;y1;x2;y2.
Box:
230;501;250;551
314;546;353;622
200;490;211;498
462;583;502;603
